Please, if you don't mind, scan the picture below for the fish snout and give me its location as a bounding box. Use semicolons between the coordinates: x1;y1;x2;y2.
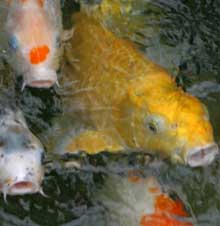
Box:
186;143;219;167
0;150;44;196
24;67;57;88
8;181;40;195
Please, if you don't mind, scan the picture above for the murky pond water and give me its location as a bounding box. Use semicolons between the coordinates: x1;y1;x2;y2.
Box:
0;0;220;225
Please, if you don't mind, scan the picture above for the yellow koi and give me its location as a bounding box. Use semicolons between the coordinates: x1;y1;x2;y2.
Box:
57;3;218;167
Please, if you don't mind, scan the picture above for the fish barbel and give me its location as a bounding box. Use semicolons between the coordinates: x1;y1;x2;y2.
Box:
5;0;62;88
57;2;218;167
94;173;194;226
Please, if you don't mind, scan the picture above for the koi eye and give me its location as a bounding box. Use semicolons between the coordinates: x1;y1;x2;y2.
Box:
8;35;19;51
145;115;166;134
147;121;158;133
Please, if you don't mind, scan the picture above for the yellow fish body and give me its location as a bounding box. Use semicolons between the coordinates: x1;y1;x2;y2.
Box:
60;7;218;167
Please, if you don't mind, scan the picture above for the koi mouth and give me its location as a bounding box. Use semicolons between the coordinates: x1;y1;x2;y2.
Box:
28;80;55;88
8;181;38;195
24;68;57;88
187;143;219;167
0;180;46;201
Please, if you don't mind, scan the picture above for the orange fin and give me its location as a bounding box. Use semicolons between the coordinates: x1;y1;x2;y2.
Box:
29;45;50;64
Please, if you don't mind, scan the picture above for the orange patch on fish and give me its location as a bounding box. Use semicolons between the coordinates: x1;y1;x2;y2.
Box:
128;175;142;183
20;0;28;3
128;170;143;183
140;214;192;226
148;187;161;194
37;0;44;7
140;194;193;226
29;45;50;64
155;194;188;217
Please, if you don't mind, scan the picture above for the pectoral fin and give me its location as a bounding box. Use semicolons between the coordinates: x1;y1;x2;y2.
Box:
62;28;74;42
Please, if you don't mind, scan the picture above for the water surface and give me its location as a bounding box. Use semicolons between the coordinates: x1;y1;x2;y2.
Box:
0;1;220;225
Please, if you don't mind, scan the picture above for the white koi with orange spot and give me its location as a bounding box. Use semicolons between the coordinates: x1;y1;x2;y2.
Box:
94;174;194;226
5;0;62;88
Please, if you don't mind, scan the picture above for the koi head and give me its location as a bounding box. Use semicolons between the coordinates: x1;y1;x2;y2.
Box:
118;70;218;167
0;109;44;197
6;0;60;88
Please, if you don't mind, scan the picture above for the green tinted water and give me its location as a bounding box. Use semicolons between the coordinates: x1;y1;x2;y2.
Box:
0;0;220;225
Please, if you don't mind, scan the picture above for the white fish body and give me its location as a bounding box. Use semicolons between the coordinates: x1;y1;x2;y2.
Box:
0;95;44;197
5;0;62;88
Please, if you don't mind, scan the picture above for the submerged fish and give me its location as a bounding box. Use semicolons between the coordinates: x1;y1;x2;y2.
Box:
5;0;62;88
94;173;194;226
58;2;218;167
0;91;44;198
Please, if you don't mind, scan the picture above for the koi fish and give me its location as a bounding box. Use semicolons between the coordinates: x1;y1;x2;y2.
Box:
0;91;44;198
5;0;62;88
94;174;194;226
57;2;218;167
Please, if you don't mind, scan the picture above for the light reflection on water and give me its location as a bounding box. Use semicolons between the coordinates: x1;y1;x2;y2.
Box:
0;0;220;225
